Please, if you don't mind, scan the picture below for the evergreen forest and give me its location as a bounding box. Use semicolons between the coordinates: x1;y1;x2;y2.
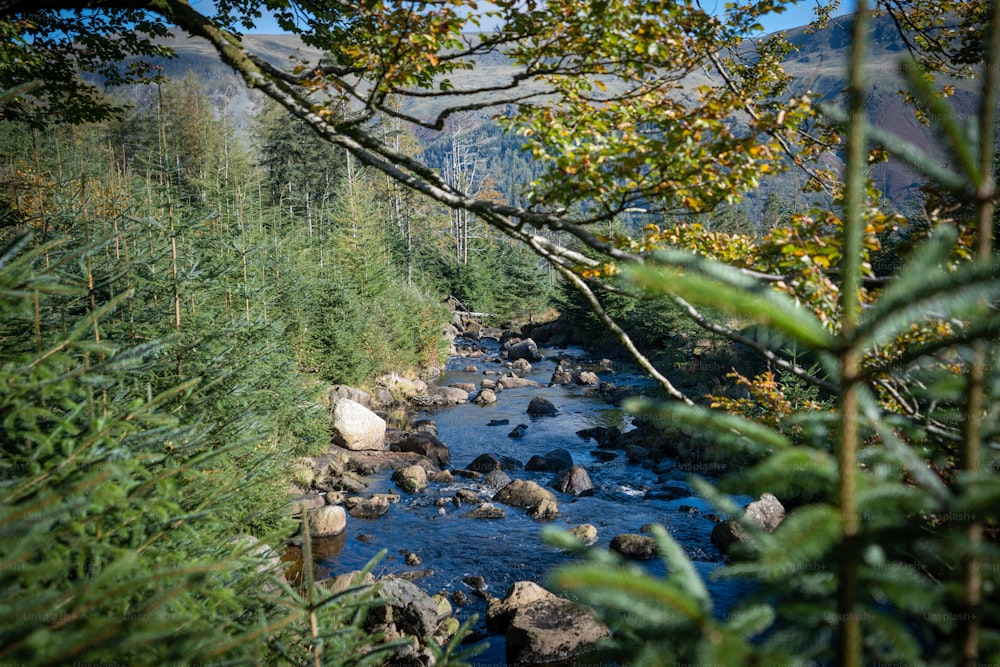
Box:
1;0;1000;666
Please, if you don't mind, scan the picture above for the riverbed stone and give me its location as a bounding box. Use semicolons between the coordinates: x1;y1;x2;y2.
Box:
509;358;532;373
331;398;387;451
507;338;542;362
307;505;347;537
430;386;469;405
450;382;477;393
528;497;559;520
576;371;600;386
487;418;509;426
569;524;599;546
610;533;659;560
482;469;513;495
550;465;594;496
525;448;573;472
468;453;502;473
393;464;428;493
549;369;574;385
347;495;391;519
506;596;611;665
486;581;558;632
390;433;451;468
526;396;558;417
498;374;543;390
368;576;440;639
462;503;505;519
508;424;528;438
473;388;497;405
711;493;785;553
329;385;372;408
494;479;558;511
455;488;483;505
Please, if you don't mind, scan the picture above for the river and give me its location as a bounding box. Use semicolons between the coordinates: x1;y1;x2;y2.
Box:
320;340;751;664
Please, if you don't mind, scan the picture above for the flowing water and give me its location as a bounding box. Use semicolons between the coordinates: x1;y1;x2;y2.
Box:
321;341;751;664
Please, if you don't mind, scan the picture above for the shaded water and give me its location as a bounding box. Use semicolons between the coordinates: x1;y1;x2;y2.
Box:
322;342;751;663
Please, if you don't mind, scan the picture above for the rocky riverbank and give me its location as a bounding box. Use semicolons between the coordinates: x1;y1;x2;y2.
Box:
284;322;783;665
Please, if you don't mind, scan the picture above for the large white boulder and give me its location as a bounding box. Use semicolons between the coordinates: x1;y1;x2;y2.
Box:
331;398;387;451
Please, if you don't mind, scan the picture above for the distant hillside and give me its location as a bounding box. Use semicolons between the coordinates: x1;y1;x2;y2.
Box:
117;15;982;216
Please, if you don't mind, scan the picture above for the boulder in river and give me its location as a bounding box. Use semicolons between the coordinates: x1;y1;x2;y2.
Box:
346;495;391;519
526;396;558;417
473;388;498;405
367;576;443;641
507;338;543;362
525;448;573;472
494;479;558;512
331;398;387;451
497;374;543;390
506;596;611;665
392;464;428;493
390;432;451;468
307;505;347;537
462;503;505;520
569;524;599;546
576;371;600;386
486;581;557;632
487;418;509;426
508;424;528;438
610;533;659;560
430;386;469;405
550;465;594;496
329;385;371;409
711;493;785;554
509;358;532;373
482;469;513;495
549;368;574;385
468;453;502;473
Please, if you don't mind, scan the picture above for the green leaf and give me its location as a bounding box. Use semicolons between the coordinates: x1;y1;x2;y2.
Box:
625;251;835;350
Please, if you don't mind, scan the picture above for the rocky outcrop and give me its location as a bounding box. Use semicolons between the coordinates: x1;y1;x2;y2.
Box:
525;448;573;472
550;465;594;496
331;398;387;451
711;493;785;553
505;594;611;665
610;533;659;560
526;396;558;417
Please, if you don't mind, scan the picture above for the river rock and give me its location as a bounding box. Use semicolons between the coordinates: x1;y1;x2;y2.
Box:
507;338;542;362
482;469;513;494
487;418;509;426
711;493;785;553
288;493;326;515
509;358;532;373
468;453;502;473
549;369;574;385
528;498;559;520
576;371;600;386
307;505;347;537
329;385;371;408
577;425;621;449
590;450;618;462
450;382;477;393
486;581;558;632
331;398;387;451
455;488;483;505
462;503;505;519
347;495;391;519
494;479;558;511
473;388;498;405
526;396;558;417
525;448;573;472
550;465;594;496
463;364;479;372
569;524;599;546
508;424;528;438
610;533;659;560
368;576;441;639
430;386;469;405
498;374;543;390
390;433;451;468
506;596;611;665
392;464;428;493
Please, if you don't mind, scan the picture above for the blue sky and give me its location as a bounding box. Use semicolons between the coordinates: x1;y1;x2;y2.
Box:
228;0;857;36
